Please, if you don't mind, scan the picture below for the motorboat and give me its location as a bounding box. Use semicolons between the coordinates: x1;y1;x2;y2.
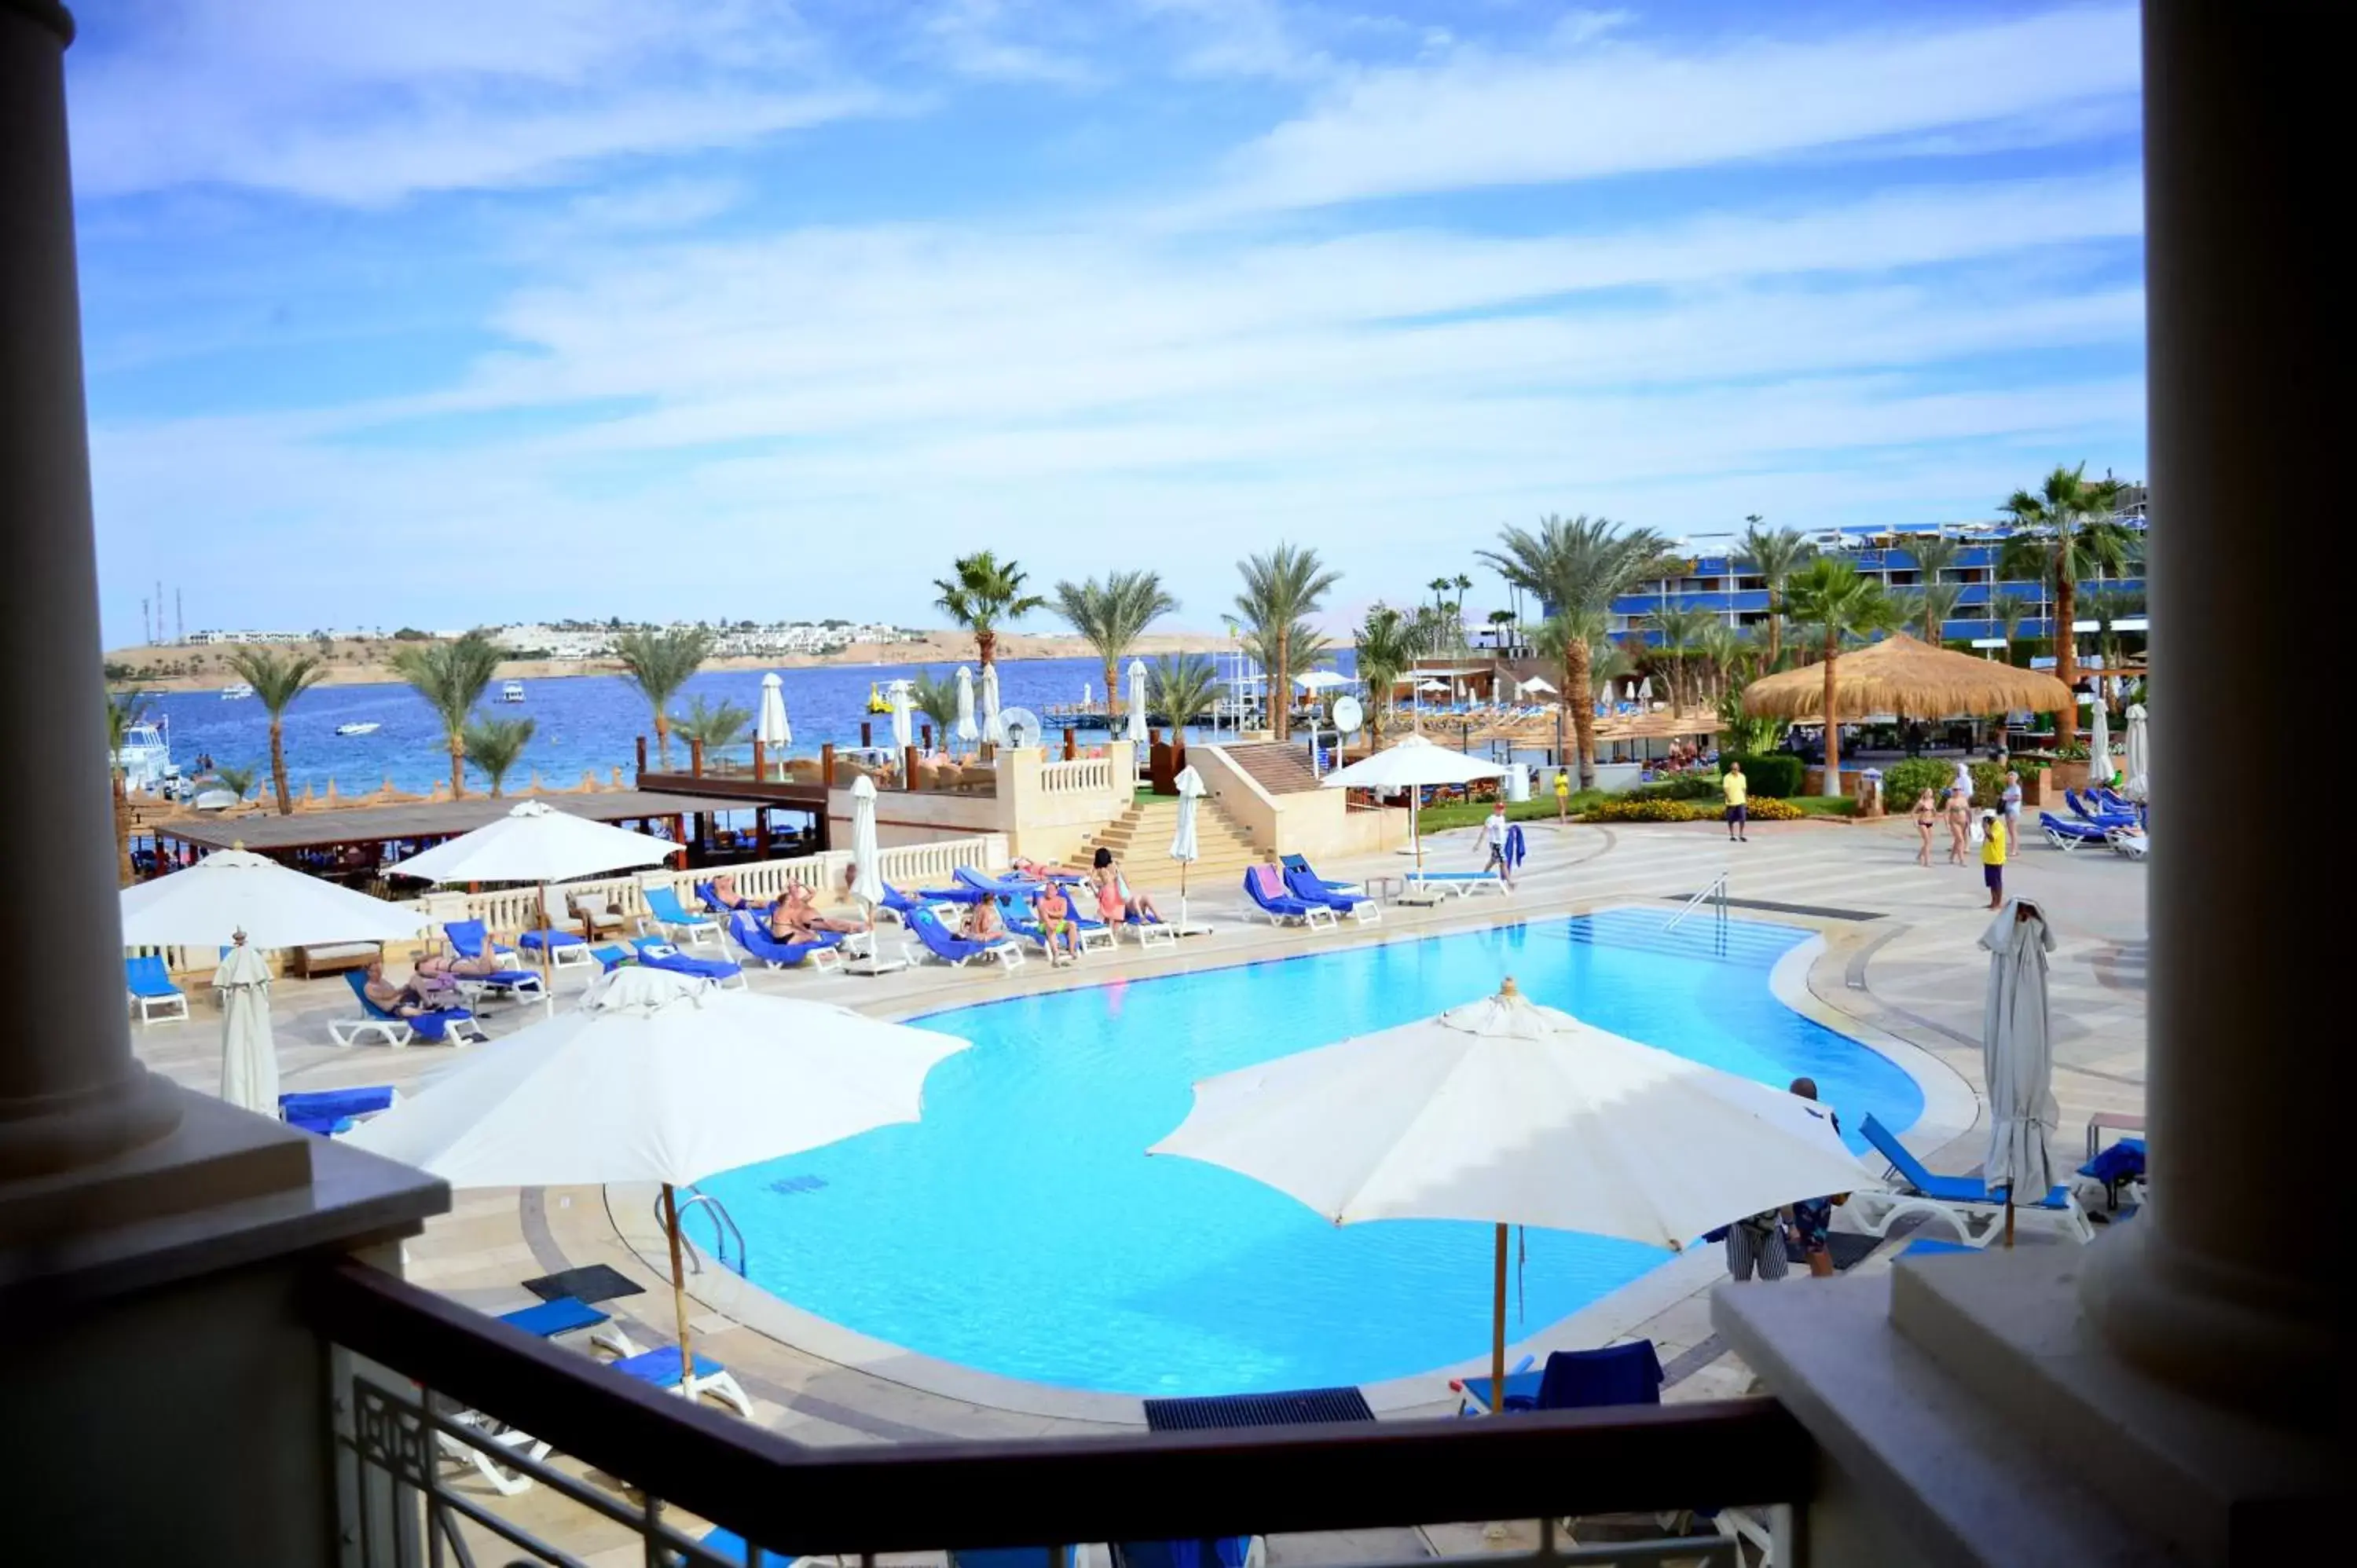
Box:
111;718;181;794
500;681;526;703
220;681;255;700
335;721;380;736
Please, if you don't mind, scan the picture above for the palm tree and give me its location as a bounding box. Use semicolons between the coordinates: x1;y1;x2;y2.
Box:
1352;603;1428;738
390;633;503;797
211;763;260;803
460;716;537;797
1697;623;1751;709
104;690;151;885
1486;608;1516;650
668;694;752;760
1050;571;1178;719
934;551;1047;669
898;673;961;739
225;646;328;815
1998;463;2132;746
612;626;716;769
1780;558;1896;795
1989;591;2032;665
1477;515;1673;787
1736;522;1816;671
1915;582;1965;645
1147;654;1219;733
1905;533;1963;594
1648;606;1715;713
1235;544;1341;740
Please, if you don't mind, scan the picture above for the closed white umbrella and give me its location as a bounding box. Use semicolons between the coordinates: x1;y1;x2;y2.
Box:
1170;764;1204;932
214;938;278;1116
955;665;979;748
1125;659;1149;745
2088;694;2111;788
349;966;968;1375
119;846;427;950
1980;899;2060;1245
757;673;790;775
2122;702;2150;801
1320;734;1507;870
1152;980;1871;1404
394;801;676;1007
847;775;889;969
981;664;1005;747
889;679;915;752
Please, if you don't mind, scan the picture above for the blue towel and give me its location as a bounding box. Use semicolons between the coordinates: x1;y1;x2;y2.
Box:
1505;824;1527;870
498;1296;610;1339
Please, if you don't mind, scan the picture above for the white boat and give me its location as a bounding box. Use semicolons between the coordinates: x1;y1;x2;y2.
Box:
221;681;255;700
335;721;380;736
500;681;526;703
111;718;181;794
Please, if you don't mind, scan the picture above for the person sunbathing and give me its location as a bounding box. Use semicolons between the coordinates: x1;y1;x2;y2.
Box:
779;880;862;933
417;951;500;983
1035;882;1083;965
364;960;452;1017
959;897;1004;943
706;873;747;910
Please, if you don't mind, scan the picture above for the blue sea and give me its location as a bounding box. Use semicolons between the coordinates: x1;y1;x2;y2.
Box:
134;655;1295;797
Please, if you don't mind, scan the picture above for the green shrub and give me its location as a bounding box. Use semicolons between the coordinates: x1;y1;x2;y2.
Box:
1626;775;1722;802
1724;753;1803;797
1879;758;1952;808
1583;798;1710;822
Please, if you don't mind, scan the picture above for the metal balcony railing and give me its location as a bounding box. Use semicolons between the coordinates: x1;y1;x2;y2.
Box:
311;1262;1805;1568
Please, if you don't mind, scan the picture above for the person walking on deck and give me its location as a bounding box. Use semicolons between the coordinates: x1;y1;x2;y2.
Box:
1721;760;1748;843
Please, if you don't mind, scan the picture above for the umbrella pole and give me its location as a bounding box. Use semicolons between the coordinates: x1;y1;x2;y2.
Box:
539;884;557;1013
662;1182;695;1377
1490;1221;1508;1409
2003;1196;2016;1249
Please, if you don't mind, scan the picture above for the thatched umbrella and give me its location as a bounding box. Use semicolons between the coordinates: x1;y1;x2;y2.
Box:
1743;634;2073;784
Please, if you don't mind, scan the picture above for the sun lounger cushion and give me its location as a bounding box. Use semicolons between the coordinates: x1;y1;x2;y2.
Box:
1535;1341;1664;1409
613;1346;731;1390
126;954;181;998
498;1296;610;1339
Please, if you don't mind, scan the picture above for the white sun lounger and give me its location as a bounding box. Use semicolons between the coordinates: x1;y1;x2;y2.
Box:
1403;870;1509;898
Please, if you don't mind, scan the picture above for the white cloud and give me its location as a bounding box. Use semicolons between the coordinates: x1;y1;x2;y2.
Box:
1213;5;2141;210
68;0;896;203
914;0;1102;86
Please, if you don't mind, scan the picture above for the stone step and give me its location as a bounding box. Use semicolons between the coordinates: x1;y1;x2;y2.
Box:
1216;742;1325;796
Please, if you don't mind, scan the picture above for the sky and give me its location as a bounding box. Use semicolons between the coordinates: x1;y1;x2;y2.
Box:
68;0;2146;647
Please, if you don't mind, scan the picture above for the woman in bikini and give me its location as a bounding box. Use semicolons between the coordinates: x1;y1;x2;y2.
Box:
1945;781;1974;866
1912;788;1939;867
780;880;862;934
1091;847;1164;924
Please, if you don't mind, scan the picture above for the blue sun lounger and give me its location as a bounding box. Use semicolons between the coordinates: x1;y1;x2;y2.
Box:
1242;867;1337;929
1453;1340;1663;1416
332;971;487;1047
632;936;747;988
1283;866;1380;925
2039;811;2112;851
610;1346;753;1418
907;906;1026;970
1846;1113;2093;1246
1402;868;1508;898
640;885;722;947
125;954;189;1024
724;913;845;972
496;1294;639;1357
441;920;552;996
279;1085;395;1136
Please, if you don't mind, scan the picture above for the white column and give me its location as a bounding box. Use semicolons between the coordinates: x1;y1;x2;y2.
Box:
0;1;182;1188
2076;0;2333;1420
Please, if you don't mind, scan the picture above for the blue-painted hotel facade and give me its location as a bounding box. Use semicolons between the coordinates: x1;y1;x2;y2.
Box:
1606;515;2149;644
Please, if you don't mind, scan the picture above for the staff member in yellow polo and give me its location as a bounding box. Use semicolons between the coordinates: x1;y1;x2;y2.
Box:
1721;760;1748;843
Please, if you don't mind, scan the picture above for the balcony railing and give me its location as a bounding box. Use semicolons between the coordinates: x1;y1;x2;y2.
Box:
312;1262;1805;1567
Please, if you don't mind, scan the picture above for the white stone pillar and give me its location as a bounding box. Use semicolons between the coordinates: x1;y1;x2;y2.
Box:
2076;0;2334;1423
0;0;182;1186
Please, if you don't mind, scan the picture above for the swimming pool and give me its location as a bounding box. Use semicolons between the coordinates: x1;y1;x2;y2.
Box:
696;908;1925;1397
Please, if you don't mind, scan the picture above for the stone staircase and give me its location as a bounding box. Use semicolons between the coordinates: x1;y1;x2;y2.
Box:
1218;741;1324;795
1082;794;1262;890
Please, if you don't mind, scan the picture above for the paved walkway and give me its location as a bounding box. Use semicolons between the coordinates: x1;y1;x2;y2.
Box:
130;811;2149;1564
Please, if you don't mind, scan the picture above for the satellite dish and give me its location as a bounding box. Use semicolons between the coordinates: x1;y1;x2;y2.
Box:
999;706;1043;749
1331;694;1365;734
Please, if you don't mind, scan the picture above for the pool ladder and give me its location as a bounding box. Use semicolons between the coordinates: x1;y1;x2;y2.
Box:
1664;871;1730;934
659;1189;749;1278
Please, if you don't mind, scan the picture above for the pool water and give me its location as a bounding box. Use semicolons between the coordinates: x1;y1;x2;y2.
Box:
696;909;1925;1397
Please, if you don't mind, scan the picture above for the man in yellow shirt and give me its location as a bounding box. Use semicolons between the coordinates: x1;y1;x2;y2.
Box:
1721;760;1748;843
1980;810;2007;910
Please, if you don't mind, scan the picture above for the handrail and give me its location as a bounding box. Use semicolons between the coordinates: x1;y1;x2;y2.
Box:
1664;871;1729;933
307;1259;1807;1555
662;1190;747;1277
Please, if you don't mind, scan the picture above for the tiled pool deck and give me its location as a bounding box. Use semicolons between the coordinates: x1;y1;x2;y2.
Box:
130;813;2149;1563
